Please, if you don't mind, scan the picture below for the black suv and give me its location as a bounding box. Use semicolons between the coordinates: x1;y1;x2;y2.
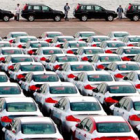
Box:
125;3;140;21
21;4;65;22
74;4;117;21
0;9;14;22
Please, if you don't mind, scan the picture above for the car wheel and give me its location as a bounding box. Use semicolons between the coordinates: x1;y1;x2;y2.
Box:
54;15;61;22
28;15;35;22
107;15;114;21
81;15;88;21
133;15;139;21
3;15;10;22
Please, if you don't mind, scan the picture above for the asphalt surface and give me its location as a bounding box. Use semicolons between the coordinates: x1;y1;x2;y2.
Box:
0;18;140;37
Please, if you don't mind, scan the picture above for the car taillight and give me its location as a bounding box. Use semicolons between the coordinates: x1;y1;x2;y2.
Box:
96;65;105;69
122;56;131;61
114;73;124;78
1;116;12;123
66;115;81;122
129;115;140;121
84;84;95;90
82;56;88;61
91;44;97;47
9;40;13;44
113;39;117;41
18;44;22;48
79;39;83;41
45;97;58;103
53;65;61;70
67;74;76;78
8;65;14;70
40;57;47;61
67;50;74;54
56;44;61;48
105;97;118;103
0;57;5;61
45;39;52;43
18;139;24;140
17;74;25;79
135;84;140;89
28;50;34;55
127;44;134;47
57;139;64;140
29;85;40;91
105;50;113;53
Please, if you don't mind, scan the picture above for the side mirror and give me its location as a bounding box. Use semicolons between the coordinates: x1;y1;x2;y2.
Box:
74;77;78;81
22;46;26;49
115;103;120;107
5;124;12;130
36;89;41;93
88;59;92;62
93;88;98;93
59;68;63;71
21;78;26;82
104;67;109;70
123;77;128;80
46;59;50;63
74;52;78;55
54;103;60;108
76;123;83;129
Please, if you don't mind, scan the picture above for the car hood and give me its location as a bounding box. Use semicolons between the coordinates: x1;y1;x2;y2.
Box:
0;9;12;13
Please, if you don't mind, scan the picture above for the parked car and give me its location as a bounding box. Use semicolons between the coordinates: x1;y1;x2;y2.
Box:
74;3;117;21
21;4;65;22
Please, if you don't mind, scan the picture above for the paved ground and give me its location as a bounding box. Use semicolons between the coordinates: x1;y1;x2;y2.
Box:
0;19;139;37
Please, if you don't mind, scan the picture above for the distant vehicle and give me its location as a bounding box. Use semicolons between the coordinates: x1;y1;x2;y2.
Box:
74;3;117;21
0;9;14;22
21;3;65;22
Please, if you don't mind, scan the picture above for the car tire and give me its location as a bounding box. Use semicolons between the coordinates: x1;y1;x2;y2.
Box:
3;15;10;22
107;15;114;21
28;15;35;22
54;15;61;22
133;15;139;21
81;15;88;21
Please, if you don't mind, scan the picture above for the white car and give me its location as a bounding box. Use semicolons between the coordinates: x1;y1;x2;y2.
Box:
0;72;10;83
34;82;80;116
0;83;24;98
0;97;42;127
108;31;129;41
3;117;63;140
56;62;94;82
74;31;96;42
0;41;11;48
71;116;138;140
52;96;106;135
45;54;79;71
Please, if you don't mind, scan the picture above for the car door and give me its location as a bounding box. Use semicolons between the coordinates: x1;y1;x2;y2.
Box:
33;5;42;19
85;5;94;19
42;6;52;19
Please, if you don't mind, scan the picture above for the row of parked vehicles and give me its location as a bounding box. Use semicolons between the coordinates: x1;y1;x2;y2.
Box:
0;30;140;140
1;3;140;22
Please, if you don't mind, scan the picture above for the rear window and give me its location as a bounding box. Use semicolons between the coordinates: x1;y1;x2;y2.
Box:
22;123;56;134
100;56;121;62
11;57;33;63
33;74;59;82
58;38;74;42
6;102;37;112
2;50;22;55
124;49;140;54
0;75;8;82
56;56;78;62
88;75;113;82
133;102;140;111
11;34;27;38
69;43;87;48
79;33;95;37
30;43;49;48
43;50;63;55
118;64;140;71
109;85;136;94
114;33;129;38
47;33;62;38
20;38;37;43
71;65;93;71
93;37;109;42
0;43;10;47
129;37;140;42
96;122;130;133
50;86;77;94
0;86;21;95
20;65;44;71
84;49;104;54
107;43;125;48
70;102;101;111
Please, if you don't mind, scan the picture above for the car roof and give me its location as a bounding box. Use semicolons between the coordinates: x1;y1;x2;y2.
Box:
17;36;36;39
1;47;21;50
0;82;18;86
0;41;10;44
44;31;62;34
127;35;140;38
10;32;27;34
82;47;102;50
79;3;101;6
102;81;133;86
111;31;129;33
9;54;31;57
54;54;76;57
4;97;33;103
40;47;62;50
97;54;119;57
27;3;47;6
83;71;111;75
57;36;74;38
67;62;91;65
127;96;140;102
91;35;109;38
29;41;48;43
17;62;43;65
104;40;123;43
0;72;8;75
119;47;139;49
67;41;86;43
114;61;138;65
47;82;75;87
30;71;56;75
77;31;95;33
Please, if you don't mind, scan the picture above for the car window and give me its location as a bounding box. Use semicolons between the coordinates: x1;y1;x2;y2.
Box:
94;6;103;11
33;6;41;11
28;6;32;10
86;5;93;11
42;6;50;11
138;6;140;10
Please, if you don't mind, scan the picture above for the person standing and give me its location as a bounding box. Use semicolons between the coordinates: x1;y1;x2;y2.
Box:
128;3;132;10
15;4;20;21
64;3;70;21
117;5;123;19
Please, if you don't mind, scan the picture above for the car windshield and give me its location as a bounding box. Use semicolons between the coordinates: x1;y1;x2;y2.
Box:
20;65;44;71
50;86;77;94
11;34;27;38
70;102;101;111
129;37;140;42
133;102;140;111
11;57;33;63
0;86;21;94
0;43;11;47
80;33;95;37
43;49;63;55
109;85;136;94
20;38;37;43
118;64;140;71
33;74;59;82
114;33;129;38
58;38;74;42
96;122;130;133
93;37;109;42
6;102;37;112
84;49;104;54
56;56;78;62
30;43;49;48
71;65;93;71
48;33;62;38
22;123;56;134
2;50;22;55
124;49;140;54
69;43;87;48
88;75;113;82
107;43;125;48
0;75;8;82
100;56;121;62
